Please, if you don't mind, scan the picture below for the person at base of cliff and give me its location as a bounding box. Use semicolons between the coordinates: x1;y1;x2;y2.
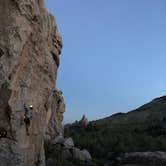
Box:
24;104;33;136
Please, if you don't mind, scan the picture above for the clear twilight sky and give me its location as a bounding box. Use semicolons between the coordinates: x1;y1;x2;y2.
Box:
46;0;166;123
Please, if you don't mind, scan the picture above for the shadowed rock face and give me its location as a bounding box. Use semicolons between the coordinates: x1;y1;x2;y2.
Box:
45;90;65;141
0;0;64;166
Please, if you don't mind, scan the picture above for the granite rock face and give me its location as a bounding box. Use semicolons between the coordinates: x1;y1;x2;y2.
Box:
0;0;64;166
45;89;65;142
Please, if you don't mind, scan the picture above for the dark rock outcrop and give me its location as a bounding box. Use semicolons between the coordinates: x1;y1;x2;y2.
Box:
0;0;64;166
117;151;166;166
45;136;92;165
79;115;89;127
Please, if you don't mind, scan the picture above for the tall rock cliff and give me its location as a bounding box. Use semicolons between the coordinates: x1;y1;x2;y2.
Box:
0;0;64;165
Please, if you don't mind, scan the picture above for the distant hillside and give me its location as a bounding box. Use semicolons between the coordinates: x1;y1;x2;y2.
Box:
65;96;166;165
93;96;166;125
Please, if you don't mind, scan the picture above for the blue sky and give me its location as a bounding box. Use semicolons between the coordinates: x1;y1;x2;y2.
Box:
46;0;166;123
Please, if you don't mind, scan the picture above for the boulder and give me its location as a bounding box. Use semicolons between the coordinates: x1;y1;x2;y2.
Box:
51;135;65;145
45;136;92;164
61;149;72;159
72;148;84;161
72;148;91;161
81;149;92;160
120;151;166;166
63;137;74;148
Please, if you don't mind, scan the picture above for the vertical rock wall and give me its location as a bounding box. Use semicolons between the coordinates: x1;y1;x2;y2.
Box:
0;0;64;165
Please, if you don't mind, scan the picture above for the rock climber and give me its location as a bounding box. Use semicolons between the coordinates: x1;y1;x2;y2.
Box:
23;104;33;136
